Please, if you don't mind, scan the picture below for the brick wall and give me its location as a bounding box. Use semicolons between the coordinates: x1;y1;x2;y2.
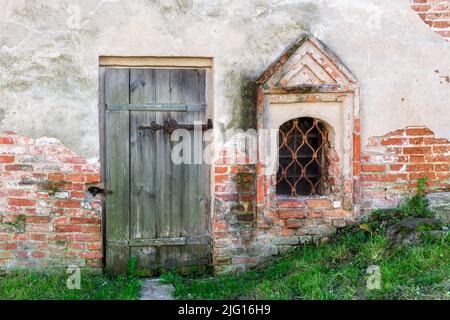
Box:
0;132;102;270
212;145;356;273
361;126;450;213
412;0;450;40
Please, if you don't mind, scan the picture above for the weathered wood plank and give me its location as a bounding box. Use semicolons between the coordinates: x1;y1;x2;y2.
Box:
105;110;130;274
107;103;205;111
155;69;172;243
169;70;183;240
129;70;157;269
180;69;206;237
105;68;130;275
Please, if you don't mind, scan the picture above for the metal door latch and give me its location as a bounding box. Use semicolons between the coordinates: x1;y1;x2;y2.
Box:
138;118;213;134
87;186;112;197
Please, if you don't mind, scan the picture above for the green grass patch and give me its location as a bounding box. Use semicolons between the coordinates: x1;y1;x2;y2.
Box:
0;270;142;300
167;233;449;300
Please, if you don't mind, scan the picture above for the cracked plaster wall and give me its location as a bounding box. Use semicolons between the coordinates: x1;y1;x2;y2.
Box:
0;0;449;158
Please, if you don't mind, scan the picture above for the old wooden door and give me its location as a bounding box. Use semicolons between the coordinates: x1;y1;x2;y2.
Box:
102;68;211;274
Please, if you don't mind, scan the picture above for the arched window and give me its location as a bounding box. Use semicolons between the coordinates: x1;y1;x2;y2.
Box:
277;117;329;197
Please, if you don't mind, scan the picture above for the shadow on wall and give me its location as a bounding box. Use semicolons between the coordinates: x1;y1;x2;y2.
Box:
225;70;258;131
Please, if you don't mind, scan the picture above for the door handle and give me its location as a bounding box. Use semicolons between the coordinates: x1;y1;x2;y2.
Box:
138;119;213;135
87;186;113;197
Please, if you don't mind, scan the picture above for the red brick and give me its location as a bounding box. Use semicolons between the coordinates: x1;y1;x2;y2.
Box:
87;242;102;250
86;174;101;183
405;127;433;136
411;4;432;12
81;226;101;234
435;164;449;171
15;251;28;258
0;234;11;241
353;161;360;176
55;225;82;233
55;200;80;208
277;199;306;208
66;174;85;182
32;252;45;259
278;210;306;219
0;137;14;144
285;219;303;229
323;209;352;218
305;199;332;209
8;198;36;206
4;164;33;171
31;234;47;241
402;147;432;154
74;234;101;242
410;155;425;163
353;133;361;161
389;164;404;171
214;166;229;174
12;234;28;241
80;251;102;259
433;145;449;153
64;157;87;164
409;172;436;181
433;20;450;28
48;173;65;181
70;191;85;199
70;217;101;225
282;228;295;236
0;243;17;250
0;156;15;163
409;137;424;144
361;164;385;172
7;189;27;197
380;138;405;146
214;175;230;184
26;216;51;223
72;183;84;191
406;164;433;172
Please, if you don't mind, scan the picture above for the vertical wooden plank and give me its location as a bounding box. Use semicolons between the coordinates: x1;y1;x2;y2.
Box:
98;67;107;266
154;69;172;270
180;69;204;238
130;69;157;240
155;69;172;240
105;68;130;274
105;111;130;274
169;70;183;238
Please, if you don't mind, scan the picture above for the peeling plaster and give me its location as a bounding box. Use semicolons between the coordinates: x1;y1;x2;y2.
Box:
0;0;449;157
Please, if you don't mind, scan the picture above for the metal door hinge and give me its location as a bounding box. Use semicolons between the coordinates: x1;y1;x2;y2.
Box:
138;118;213;135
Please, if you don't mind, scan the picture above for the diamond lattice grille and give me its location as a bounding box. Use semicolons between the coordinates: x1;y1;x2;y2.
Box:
276;117;329;197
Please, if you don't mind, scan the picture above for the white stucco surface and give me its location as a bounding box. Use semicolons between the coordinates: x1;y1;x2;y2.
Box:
0;0;449;157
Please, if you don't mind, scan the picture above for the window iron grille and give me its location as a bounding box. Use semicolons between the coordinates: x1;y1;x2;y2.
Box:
276;117;329;197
